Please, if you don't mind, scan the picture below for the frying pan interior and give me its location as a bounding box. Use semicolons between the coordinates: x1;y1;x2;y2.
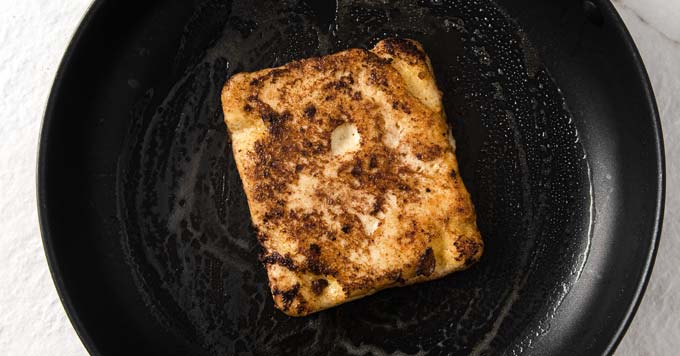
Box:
39;0;663;355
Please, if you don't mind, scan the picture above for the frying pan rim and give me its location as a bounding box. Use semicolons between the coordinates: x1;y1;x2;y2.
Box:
594;1;665;354
37;2;106;355
36;1;665;355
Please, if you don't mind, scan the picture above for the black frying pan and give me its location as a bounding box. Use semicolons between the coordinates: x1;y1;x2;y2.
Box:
38;0;664;355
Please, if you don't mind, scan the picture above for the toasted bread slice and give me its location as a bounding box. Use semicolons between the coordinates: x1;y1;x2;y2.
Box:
221;38;483;316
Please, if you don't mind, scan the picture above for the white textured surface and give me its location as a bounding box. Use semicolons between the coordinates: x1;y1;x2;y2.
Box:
0;0;92;355
0;1;677;355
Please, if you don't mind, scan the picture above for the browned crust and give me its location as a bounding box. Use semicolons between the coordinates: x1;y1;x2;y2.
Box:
222;38;483;316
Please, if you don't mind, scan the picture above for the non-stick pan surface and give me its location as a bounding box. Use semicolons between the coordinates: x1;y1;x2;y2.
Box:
39;0;664;355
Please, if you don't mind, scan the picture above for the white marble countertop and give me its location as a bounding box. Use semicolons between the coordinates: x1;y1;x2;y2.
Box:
0;0;677;354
